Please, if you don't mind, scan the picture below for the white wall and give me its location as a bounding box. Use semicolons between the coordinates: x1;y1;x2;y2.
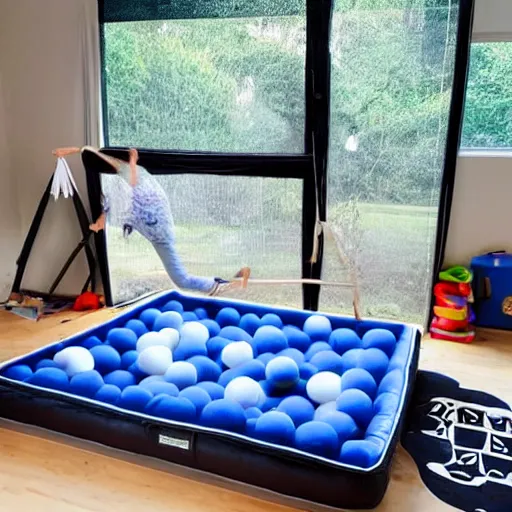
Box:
0;72;22;299
0;0;100;297
445;155;512;266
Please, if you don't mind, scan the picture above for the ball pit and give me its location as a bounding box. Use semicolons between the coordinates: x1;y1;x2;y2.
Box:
0;291;419;510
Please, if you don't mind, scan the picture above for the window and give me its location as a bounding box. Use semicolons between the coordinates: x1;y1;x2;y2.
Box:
102;172;303;308
104;15;306;153
323;1;460;325
461;42;512;149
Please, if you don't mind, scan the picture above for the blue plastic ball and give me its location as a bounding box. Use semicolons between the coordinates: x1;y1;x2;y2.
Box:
69;370;104;398
206;336;231;360
194;308;209;320
303;315;332;342
104;370;136;390
246;417;258;435
200;399;246;432
153;311;183;331
314;401;338;421
82;336;103;349
138;375;164;387
164;362;197;390
173;338;208;361
139;308;161;328
35;359;59;371
282;325;311;353
254;411;295;445
277;396;315;427
373;392;400;415
256;352;274;365
321;411;360;443
162;300;184;314
200;319;221;338
218;360;266;387
260;313;283;328
357;348;389;383
277;348;305;366
378;369;404;395
260;396;283;412
179;386;211;415
299;362;318;380
253;326;288;354
329;328;362;355
290;378;308;397
146;395;196;422
28;367;69;391
182;312;198;322
245;407;263;420
215;308;241;328
196;381;225;400
239;313;261;336
127;362;148;381
339;348;364;373
95;384;121;404
295;421;339;458
304;342;332;362
339;439;383;468
90;345;121;375
142;380;179;397
4;364;33;381
336;389;373;428
118;385;153;412
124;319;148;338
187;356;222;382
219;326;252;343
120;350;139;370
265;356;299;389
309;351;344;374
340;368;377;399
362;329;396;357
107;328;137;353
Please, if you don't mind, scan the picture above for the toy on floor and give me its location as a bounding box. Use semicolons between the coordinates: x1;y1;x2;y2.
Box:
430;265;476;343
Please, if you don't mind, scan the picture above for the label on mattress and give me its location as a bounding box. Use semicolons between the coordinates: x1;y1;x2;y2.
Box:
158;434;190;450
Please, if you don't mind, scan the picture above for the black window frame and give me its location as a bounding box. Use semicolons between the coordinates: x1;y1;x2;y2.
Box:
93;0;474;314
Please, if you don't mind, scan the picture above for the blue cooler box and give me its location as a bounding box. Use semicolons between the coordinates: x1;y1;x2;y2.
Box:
471;251;512;330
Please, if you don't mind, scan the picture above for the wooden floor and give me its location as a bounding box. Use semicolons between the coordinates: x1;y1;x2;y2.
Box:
0;308;510;512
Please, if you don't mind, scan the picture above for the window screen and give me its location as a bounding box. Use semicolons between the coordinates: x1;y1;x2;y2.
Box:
102;173;303;307
323;1;460;325
103;14;306;152
461;42;512;149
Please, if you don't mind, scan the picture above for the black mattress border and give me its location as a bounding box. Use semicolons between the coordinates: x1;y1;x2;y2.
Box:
0;292;421;509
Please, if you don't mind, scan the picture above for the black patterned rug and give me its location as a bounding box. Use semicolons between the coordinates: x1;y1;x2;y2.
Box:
402;371;512;512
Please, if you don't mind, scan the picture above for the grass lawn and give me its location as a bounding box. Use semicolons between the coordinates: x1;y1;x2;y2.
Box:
106;202;437;325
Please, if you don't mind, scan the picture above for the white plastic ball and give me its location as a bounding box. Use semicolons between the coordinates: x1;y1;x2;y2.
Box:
164;361;198;389
180;322;209;345
159;328;180;351
224;376;264;409
306;371;342;404
136;331;173;353
54;346;94;377
221;341;254;369
137;346;173;375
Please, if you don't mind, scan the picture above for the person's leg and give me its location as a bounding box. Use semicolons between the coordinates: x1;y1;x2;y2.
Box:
153;240;217;294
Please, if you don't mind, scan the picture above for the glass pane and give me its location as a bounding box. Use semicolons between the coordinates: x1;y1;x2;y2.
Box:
461;42;512;149
104;13;306;153
102;173;303;308
324;1;460;325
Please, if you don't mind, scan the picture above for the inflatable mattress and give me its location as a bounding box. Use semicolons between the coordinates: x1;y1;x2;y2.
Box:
0;291;420;509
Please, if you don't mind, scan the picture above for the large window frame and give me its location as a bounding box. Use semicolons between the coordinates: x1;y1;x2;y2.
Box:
92;0;474;312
